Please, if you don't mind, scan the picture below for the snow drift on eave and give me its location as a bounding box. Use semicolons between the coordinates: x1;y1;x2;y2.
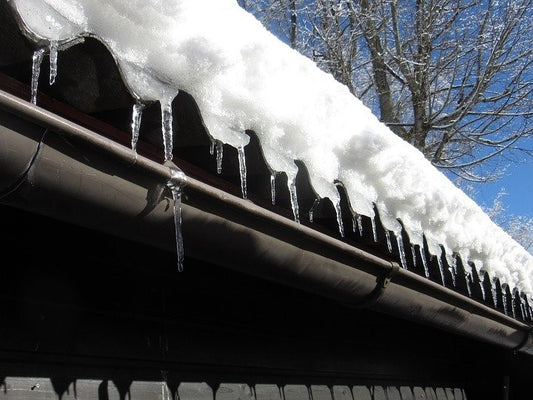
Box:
7;0;533;298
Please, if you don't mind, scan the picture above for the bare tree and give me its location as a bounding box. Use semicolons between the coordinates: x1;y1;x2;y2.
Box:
485;190;533;254
242;0;533;182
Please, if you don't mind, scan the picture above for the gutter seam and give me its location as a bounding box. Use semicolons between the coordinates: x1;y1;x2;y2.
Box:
0;128;46;200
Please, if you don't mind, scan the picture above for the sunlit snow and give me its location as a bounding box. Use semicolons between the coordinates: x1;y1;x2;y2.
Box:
7;0;533;300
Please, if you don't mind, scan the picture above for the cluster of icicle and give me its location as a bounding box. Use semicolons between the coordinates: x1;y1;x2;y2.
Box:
8;0;533;315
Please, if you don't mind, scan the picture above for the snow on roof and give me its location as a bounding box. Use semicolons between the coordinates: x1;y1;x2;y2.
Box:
7;0;533;299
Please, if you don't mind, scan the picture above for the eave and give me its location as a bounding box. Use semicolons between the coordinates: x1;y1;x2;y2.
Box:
1;87;532;358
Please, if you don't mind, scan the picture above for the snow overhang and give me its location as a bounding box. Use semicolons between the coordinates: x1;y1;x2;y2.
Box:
1;87;533;358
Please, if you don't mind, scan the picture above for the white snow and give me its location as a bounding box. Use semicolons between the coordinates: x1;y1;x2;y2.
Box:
7;0;533;299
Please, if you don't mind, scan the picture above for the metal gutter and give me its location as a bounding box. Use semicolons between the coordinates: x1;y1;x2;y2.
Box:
1;88;532;356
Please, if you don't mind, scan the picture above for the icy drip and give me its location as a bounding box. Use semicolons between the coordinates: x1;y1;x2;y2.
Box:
511;292;517;319
410;245;417;269
449;257;457;287
478;273;487;301
436;256;446;286
210;139;215;155
490;277;498;308
370;216;378;242
237;146;248;199
216;141;224;174
385;231;393;253
396;234;408;270
464;272;473;297
131;102;145;152
309;198;320;223
270;172;277;205
161;100;174;161
49;41;58;85
520;297;531;321
287;177;300;223
167;168;187;272
502;288;508;315
420;247;430;278
333;200;345;237
356;215;363;236
31;48;46;105
351;214;363;236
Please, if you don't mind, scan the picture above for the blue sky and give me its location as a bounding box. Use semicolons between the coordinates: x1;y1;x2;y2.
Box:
473;158;533;218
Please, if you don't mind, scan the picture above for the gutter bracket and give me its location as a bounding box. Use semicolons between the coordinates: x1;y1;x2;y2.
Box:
348;261;401;309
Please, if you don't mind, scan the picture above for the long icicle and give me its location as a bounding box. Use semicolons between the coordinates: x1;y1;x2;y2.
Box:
237;146;248;199
356;214;363;236
385;231;393;253
287;177;300;223
410;244;417;269
437;255;446;286
167;168;187;272
309;198;320;223
396;234;408;270
479;272;487;301
420;247;430;278
370;216;378;242
465;272;472;297
131;102;145;153
161;99;174;162
270;171;277;205
216;141;224;174
49;40;58;85
31;48;46;105
333;200;345;237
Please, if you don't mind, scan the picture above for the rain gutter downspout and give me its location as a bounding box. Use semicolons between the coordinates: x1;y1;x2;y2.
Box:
1;88;532;357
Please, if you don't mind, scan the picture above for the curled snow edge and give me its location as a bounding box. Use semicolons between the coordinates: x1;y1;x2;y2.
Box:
7;0;533;299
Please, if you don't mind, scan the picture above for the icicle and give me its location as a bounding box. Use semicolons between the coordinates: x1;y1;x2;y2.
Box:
511;292;517;319
209;139;215;155
352;214;363;236
31;48;46;105
237;146;248;199
48;40;58;85
410;244;417;269
479;273;487;301
270;171;277;205
420;247;430;278
334;200;345;237
370;216;378;242
216;141;224;174
449;257;457;287
309;198;320;223
436;256;446;286
396;234;407;270
465;272;472;297
167;168;187;272
385;231;393;253
502;288;508;315
131;102;144;153
490;277;498;308
287;177;300;223
161;99;174;161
